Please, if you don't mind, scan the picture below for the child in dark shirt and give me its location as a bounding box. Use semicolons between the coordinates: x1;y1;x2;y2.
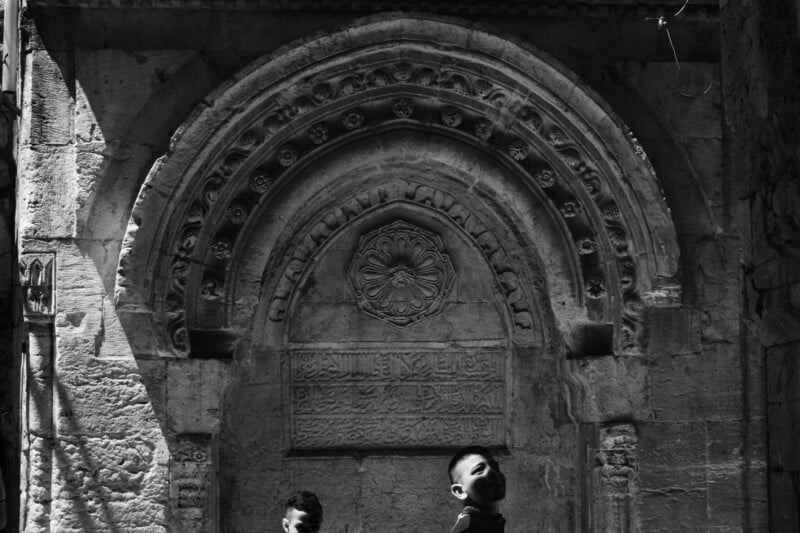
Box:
448;446;506;533
282;490;323;533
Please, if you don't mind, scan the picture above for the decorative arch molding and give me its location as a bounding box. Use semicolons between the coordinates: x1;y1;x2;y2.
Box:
116;15;679;358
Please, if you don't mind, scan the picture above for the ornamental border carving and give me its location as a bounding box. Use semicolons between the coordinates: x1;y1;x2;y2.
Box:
265;181;537;333
118;17;679;358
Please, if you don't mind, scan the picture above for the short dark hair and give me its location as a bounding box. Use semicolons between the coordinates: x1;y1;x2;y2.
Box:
448;445;495;483
285;490;323;527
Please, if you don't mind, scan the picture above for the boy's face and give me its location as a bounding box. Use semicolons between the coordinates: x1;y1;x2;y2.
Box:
450;453;506;507
282;506;319;533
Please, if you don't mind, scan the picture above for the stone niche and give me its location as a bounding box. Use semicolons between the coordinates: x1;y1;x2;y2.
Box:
219;161;570;532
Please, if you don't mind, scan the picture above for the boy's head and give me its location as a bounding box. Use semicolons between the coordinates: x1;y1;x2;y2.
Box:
448;446;506;509
283;490;323;533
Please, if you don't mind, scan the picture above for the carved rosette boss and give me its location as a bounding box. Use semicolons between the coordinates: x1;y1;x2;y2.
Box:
348;221;455;327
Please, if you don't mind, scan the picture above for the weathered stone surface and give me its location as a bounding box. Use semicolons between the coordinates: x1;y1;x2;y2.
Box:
50;435;168;531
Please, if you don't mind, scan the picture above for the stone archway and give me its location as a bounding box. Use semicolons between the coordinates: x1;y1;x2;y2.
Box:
115;14;679;532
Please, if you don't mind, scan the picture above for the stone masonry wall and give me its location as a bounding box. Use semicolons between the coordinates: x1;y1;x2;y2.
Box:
10;4;768;531
721;2;800;531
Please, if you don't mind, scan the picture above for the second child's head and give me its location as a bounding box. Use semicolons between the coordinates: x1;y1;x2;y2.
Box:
448;446;506;510
283;490;323;533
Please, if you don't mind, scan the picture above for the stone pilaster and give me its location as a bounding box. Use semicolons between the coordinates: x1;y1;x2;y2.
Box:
18;252;56;532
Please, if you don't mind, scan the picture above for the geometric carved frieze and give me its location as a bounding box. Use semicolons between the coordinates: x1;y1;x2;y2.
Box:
19;252;56;320
290;348;507;450
348;221;455;327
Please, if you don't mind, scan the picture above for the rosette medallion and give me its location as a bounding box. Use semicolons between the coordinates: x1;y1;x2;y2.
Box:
348;221;455;326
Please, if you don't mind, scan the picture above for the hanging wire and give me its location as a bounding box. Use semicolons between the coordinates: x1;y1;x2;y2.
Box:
645;0;713;98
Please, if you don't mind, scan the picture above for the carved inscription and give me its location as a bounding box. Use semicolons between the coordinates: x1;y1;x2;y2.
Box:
290;349;507;449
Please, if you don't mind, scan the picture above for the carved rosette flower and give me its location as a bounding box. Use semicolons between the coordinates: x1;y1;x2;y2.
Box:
548;126;569;145
474;119;493;141
441;106;462;128
508;139;528;161
349;221;455;327
249;170;273;193
560;201;581;218
577;238;597;255
586;279;606;298
534;166;556;188
341;108;365;130
226;202;249;225
307;123;330;145
391;97;414;119
210;239;232;260
277;144;298;167
602;202;621;219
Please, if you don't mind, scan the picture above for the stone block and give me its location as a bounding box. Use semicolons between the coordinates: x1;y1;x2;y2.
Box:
707;468;744;530
638;489;708;532
648;349;741;421
571;356;651;421
54;355;162;438
644;306;700;355
165;358;228;435
23;49;73;146
766;342;800;403
17;145;78;238
638;421;707;488
50;435;168;531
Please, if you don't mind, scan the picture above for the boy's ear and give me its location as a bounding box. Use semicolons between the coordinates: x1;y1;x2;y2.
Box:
451;483;468;501
282;517;290;533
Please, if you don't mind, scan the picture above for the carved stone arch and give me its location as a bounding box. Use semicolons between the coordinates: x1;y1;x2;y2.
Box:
112;14;682;531
116;16;679;361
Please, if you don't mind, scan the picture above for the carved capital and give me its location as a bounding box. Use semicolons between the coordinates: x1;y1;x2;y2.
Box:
19;253;56;320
